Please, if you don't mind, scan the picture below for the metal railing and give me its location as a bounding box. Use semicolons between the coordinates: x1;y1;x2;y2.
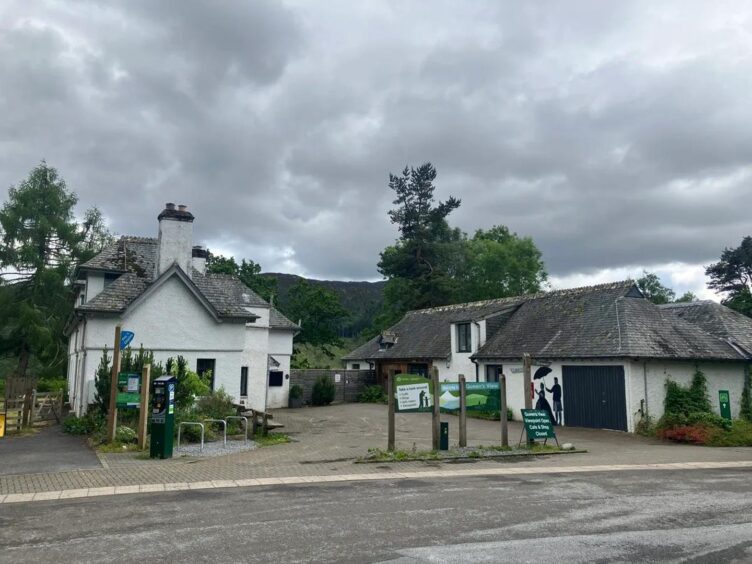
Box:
203;418;227;446
177;422;205;452
225;416;249;444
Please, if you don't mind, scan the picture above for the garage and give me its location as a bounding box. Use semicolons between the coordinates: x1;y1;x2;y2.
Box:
562;365;628;431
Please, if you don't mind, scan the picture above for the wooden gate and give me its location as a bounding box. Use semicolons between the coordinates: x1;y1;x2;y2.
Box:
30;391;64;427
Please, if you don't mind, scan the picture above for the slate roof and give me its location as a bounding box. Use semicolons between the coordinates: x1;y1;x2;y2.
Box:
474;282;746;361
342;295;527;361
76;236;297;328
344;281;752;363
660;301;752;356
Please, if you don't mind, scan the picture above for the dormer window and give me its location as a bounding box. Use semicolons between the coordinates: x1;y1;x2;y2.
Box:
104;273;119;288
379;331;397;351
456;323;471;353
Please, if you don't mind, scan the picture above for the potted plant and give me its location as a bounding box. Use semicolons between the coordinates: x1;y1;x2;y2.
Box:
288;384;304;409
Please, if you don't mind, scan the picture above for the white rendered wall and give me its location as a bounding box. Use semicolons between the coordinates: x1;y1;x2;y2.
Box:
628;360;746;422
266;330;294;408
85;273;105;302
73;275;259;413
445;321;482;382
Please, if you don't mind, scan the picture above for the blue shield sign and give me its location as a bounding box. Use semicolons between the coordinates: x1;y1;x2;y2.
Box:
120;331;135;350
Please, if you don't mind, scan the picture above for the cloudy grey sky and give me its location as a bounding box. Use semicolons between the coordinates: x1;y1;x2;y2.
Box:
2;1;751;299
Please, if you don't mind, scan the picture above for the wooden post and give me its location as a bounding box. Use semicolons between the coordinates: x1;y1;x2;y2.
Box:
431;367;440;450
387;372;395;451
500;372;508;447
138;364;151;450
459;375;467;448
522;353;532;410
106;325;123;443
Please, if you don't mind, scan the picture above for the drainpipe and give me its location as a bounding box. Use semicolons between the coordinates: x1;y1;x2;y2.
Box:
472;321;482;382
78;317;88;416
642;361;649;417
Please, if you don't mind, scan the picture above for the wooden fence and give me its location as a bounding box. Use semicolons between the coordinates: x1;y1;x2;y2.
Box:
290;369;377;404
0;390;63;434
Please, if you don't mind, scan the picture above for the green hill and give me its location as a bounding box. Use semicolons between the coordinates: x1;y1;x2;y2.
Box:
261;273;386;337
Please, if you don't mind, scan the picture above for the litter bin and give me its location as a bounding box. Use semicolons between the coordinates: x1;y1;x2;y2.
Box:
440;421;449;450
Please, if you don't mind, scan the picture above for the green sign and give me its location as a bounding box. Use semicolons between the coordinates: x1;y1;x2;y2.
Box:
394;374;434;413
719;390;732;420
521;409;556;441
439;382;500;412
116;372;141;408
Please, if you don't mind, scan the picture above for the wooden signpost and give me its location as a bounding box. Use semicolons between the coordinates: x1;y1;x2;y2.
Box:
106;325;123;443
387;372;395;451
500;372;508;447
431;367;440;450
458;375;467;448
138;364;151;450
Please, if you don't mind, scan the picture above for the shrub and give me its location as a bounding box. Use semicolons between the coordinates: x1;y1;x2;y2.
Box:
289;384;304;399
358;385;387;403
167;356;210;409
116;426;137;443
37;378;66;393
466;408;514;421
658;425;720;445
196;387;236;420
312;375;336;406
63;412;105;435
705;420;752;447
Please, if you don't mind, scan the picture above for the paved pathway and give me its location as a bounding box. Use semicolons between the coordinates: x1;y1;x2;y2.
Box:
1;404;750;500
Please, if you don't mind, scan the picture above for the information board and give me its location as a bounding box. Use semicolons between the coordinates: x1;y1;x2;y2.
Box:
521;409;556;441
395;374;433;413
116;372;141;408
439;381;500;412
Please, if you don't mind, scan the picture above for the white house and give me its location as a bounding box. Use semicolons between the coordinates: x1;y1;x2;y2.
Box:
66;203;298;415
344;281;752;433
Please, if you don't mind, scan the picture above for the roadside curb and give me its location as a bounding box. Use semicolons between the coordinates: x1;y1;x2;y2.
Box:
2;460;751;505
355;448;588;463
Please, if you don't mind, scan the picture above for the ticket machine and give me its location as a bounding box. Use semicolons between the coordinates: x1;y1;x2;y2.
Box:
150;375;177;459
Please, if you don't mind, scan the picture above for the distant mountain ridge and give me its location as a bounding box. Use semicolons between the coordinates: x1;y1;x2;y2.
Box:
261;273;386;337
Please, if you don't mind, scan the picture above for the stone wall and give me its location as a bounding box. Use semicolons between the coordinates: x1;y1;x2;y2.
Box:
290;369;377;404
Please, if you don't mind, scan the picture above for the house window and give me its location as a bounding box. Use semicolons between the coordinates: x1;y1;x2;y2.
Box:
197;358;216;391
408;363;429;378
269;370;284;387
352;363;360;370
104;273;119;288
240;366;248;397
456;323;472;353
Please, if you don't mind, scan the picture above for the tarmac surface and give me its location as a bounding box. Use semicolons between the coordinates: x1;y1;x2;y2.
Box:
0;427;101;476
1;467;751;563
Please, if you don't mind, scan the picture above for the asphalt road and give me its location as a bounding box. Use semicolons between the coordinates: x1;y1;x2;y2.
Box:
1;468;751;563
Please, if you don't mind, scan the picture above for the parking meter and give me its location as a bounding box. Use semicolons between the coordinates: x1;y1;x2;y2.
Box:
150;375;177;459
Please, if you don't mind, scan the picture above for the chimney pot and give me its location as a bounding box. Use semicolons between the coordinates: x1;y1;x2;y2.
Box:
165;202;176;210
178;204;187;212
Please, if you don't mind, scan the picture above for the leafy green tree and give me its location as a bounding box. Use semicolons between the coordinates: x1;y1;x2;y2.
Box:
675;291;697;303
706;236;752;317
459;226;547;301
286;280;348;346
206;252;277;303
635;271;675;305
0;162;109;377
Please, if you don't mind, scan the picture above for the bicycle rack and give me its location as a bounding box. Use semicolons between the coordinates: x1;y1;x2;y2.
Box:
204;418;227;446
225;416;249;444
177;422;205;452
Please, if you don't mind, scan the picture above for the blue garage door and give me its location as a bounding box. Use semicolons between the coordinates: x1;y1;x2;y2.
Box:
562;365;628;431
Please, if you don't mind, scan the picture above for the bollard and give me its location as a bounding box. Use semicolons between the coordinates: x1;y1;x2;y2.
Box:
440;421;449;451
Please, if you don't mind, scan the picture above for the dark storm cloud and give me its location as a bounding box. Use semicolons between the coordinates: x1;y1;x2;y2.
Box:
1;1;751;288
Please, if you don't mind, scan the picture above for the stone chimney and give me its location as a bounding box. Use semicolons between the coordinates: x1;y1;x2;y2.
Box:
192;245;208;274
155;202;194;277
